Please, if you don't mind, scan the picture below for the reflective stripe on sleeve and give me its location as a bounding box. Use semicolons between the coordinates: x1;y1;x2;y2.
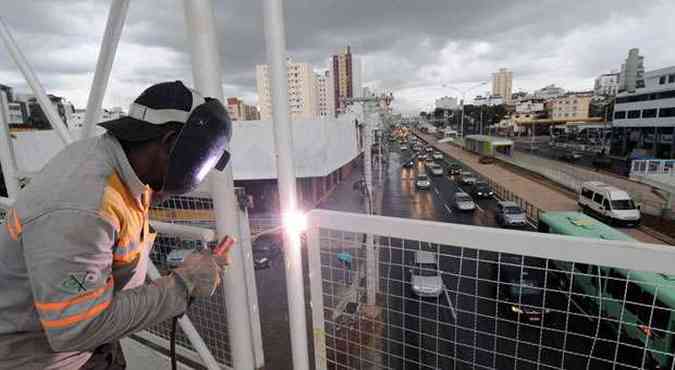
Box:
40;300;111;329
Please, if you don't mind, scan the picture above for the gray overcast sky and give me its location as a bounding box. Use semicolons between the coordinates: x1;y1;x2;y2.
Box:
1;0;674;113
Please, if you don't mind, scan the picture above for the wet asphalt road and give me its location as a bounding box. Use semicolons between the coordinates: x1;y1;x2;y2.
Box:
377;143;646;370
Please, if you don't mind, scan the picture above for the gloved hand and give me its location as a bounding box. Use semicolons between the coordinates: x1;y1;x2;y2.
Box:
173;236;235;299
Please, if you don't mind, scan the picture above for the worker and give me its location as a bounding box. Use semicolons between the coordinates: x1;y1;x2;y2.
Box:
0;81;234;369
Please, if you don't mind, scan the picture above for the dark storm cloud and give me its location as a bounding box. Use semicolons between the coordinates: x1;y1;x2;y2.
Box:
0;0;672;110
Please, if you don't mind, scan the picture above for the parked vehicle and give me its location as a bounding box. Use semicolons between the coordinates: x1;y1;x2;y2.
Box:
478;156;495;164
472;181;494;198
427;163;443;176
578;181;640;226
452;191;476;211
432;152;444;160
459;171;477;185
415;174;431;190
495;201;528;228
409;251;443;297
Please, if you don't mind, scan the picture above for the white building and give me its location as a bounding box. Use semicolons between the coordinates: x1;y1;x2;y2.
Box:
435;96;458;110
515;99;545;114
492;68;513;104
7;102;26;125
533;84;566;100
316;70;335;118
473;95;504;106
352;56;363;99
619;48;645;93
256;58;319;120
594;73;620;97
612;66;675;158
69;107;124;129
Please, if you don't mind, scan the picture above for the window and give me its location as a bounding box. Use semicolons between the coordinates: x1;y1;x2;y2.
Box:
614;111;626;119
581;188;594;199
659;107;675;117
642;109;658;118
603;199;610;210
670;74;675;83
627;110;641;119
592;193;604;204
660;76;667;85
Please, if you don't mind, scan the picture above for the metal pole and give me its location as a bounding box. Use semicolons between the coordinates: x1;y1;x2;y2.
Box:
82;0;129;139
364;109;376;305
182;1;255;369
0;92;20;198
460;97;465;138
262;1;310;370
306;226;327;370
0;17;72;145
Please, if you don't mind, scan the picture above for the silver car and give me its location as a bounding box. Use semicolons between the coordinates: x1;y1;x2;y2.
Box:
427;163;443;176
410;251;443;297
415;175;431;190
496;201;528;228
460;171;477;185
453;191;476;211
432;152;444;160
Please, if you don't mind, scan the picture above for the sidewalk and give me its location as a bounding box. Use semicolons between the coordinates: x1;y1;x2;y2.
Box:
414;131;669;245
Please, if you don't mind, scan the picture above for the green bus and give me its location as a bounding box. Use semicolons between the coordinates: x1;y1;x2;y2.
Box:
538;212;675;369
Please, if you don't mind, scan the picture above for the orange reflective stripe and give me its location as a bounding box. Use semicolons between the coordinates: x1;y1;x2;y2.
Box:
34;277;113;312
5;208;22;240
40;300;111;329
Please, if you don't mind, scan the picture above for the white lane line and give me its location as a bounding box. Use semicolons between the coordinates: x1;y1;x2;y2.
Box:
434;187;440;195
443;285;458;322
444;204;453;214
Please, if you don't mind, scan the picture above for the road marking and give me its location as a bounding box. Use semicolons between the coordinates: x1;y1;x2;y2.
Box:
434;187;440;195
444;204;452;214
442;285;458;322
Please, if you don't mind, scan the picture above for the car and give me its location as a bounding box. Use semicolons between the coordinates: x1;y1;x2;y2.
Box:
452;191;476;211
425;146;434;153
499;254;548;322
478;156;495;164
427;163;443;176
409;251;443;297
558;151;582;162
416;153;427;161
402;160;415;168
459;171;477;185
399;145;408;151
425;156;434;163
252;233;283;269
472;181;494;198
432;152;444;160
415;174;431;190
495;201;528;228
413;144;423;152
447;164;462;176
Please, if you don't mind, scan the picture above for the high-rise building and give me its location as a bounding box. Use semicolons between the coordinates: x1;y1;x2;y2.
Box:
533;84;566;100
594;72;620;97
316;70;335;118
492;68;513;104
619;48;645;93
330;46;363;115
256;58;318;120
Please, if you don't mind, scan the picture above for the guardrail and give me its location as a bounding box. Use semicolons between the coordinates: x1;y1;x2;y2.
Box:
305;209;675;370
631;159;675;178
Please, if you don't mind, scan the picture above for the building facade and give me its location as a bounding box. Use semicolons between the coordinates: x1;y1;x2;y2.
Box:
256;58;318;120
619;48;645;93
473;95;504;106
515;99;545;114
316;70;335;118
492;68;513;104
435;96;458;110
330;46;363;115
594;73;620;97
226;97;258;121
549;93;593;121
69;107;124;129
533;84;566;100
611;66;675;159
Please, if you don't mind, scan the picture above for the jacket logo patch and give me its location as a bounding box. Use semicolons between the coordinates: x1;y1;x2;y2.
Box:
59;272;100;294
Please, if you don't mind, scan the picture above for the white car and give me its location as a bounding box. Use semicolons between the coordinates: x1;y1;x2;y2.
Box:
415;175;431;190
425;146;434;153
410;251;443;297
427;163;443;176
460;172;477;185
432;152;444;160
453;192;476;211
399;145;408;151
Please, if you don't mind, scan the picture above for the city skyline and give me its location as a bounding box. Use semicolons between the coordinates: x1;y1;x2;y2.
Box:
0;1;673;114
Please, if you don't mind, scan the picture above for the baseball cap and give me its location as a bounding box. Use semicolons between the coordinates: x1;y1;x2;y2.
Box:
99;80;206;142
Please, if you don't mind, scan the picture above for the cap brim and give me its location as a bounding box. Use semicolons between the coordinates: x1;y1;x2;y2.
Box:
98;116;179;142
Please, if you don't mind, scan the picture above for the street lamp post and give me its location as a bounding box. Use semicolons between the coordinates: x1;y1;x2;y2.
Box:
442;81;488;138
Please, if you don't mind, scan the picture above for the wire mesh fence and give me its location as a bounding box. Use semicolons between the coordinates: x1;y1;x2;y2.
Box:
308;211;675;370
147;195;232;367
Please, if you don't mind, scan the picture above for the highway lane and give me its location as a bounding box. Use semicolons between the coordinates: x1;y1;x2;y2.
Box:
378;143;645;370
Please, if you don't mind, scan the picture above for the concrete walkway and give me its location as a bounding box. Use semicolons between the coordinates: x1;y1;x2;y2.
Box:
414;131;668;245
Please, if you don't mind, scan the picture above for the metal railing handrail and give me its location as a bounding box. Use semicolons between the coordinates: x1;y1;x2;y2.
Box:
306;209;675;276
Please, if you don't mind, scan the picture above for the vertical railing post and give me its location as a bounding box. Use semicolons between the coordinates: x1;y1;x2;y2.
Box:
0;17;72;145
182;1;255;369
307;224;327;370
0;92;20;198
82;0;130;139
261;0;310;369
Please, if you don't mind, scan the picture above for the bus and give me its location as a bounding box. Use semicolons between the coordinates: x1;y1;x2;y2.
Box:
538;211;675;369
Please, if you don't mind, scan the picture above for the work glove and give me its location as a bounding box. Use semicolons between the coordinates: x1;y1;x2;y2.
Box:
173;236;235;299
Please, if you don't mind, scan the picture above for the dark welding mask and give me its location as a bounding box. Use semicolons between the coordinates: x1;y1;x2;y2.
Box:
162;98;232;194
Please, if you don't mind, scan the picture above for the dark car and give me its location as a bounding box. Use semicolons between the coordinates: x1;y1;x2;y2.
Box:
402;160;415;168
447;164;462;176
499;254;548;322
472;181;494;198
252;233;283;269
558;151;582;162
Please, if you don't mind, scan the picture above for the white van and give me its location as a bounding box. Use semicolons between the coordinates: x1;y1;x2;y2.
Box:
578;181;640;227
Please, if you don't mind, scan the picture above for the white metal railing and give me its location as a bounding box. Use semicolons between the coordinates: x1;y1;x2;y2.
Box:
305;209;675;370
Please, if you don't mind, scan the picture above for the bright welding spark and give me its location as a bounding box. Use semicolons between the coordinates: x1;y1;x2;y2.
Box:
283;210;307;235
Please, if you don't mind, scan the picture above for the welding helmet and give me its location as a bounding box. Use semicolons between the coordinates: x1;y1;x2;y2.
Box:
99;81;232;194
